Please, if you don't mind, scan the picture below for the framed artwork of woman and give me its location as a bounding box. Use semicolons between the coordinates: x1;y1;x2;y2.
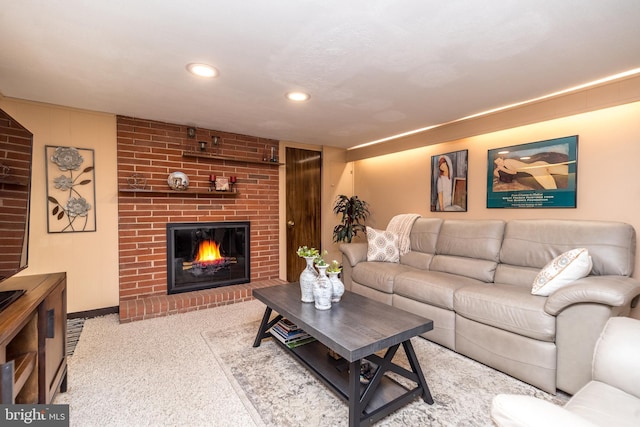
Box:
430;149;468;212
487;135;578;208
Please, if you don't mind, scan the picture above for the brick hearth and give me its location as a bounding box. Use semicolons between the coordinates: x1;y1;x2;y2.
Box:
117;116;282;322
119;278;286;323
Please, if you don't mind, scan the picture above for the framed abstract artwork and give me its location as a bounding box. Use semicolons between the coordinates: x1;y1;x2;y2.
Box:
487;135;578;208
45;145;97;232
430;149;468;212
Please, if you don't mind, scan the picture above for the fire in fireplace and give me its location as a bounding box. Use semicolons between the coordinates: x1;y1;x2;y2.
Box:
166;221;250;294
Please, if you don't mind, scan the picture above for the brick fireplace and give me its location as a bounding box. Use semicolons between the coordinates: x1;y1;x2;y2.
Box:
117;116;284;322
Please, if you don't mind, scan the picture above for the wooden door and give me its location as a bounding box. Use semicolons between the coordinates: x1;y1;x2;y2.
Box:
286;147;322;282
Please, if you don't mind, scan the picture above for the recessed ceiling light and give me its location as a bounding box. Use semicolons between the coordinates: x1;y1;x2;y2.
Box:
186;63;218;78
286;91;311;102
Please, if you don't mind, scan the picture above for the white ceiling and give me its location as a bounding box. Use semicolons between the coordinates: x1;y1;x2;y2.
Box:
1;1;639;149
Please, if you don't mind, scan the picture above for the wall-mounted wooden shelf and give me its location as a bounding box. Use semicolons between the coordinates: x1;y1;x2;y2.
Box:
119;188;240;197
182;151;284;166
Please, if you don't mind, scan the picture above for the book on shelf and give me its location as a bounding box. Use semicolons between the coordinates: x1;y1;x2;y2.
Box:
285;336;316;348
269;318;316;348
277;318;299;333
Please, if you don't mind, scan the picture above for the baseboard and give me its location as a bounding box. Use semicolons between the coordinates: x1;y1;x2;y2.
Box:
68;305;119;319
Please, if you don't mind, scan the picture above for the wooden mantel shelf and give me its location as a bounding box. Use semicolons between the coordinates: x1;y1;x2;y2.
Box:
119;188;240;196
182;151;284;166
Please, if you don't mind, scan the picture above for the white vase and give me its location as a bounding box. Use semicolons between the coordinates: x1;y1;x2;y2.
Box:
313;265;332;310
299;256;317;303
328;271;344;303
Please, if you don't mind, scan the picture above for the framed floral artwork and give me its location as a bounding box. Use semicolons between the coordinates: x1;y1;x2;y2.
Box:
45;146;96;232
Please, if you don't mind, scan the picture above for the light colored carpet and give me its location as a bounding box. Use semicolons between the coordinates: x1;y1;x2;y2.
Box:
55;299;568;426
204;321;568;426
55;300;267;427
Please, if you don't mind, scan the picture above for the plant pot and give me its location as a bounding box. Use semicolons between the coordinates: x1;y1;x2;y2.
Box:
299;256;317;303
313;265;332;310
328;271;344;302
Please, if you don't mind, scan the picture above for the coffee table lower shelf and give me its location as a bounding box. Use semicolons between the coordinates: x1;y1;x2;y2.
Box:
270;336;429;426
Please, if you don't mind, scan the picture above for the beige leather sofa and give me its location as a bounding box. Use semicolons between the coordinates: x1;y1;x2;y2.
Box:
491;316;640;427
339;218;640;394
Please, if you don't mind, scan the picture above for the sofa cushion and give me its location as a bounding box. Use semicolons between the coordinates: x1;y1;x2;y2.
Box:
366;227;399;263
500;219;635;276
436;219;505;261
351;262;413;294
408;217;443;254
400;251;434;270
494;264;540;288
430;255;498;283
532;248;592;296
454;283;556;342
394;270;483;310
565;380;640;427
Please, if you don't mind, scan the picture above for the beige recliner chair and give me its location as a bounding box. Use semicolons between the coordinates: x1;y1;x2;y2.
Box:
491;316;640;427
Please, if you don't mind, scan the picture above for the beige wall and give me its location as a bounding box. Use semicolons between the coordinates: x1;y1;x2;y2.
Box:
0;97;119;313
355;101;640;233
354;101;640;320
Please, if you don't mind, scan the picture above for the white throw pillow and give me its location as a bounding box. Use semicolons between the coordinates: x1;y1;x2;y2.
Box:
531;248;592;296
366;227;400;263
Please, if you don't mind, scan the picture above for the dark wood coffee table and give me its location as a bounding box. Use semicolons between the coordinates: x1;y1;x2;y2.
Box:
253;283;434;427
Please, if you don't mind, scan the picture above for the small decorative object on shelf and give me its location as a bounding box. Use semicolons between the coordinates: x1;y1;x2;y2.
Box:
212;136;220;155
0;162;10;178
327;260;344;302
229;176;237;192
167;171;189;190
296;246;319;303
126;173;147;190
215;177;229;191
198;141;207;151
187;127;196;138
270;146;278;163
209;174;216;192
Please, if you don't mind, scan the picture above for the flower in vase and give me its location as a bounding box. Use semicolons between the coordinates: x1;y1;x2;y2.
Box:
296;246;319;258
327;260;342;274
314;250;329;267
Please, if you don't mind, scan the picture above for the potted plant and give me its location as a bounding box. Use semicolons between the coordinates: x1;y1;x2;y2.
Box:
296;246;319;259
332;195;370;243
326;260;341;274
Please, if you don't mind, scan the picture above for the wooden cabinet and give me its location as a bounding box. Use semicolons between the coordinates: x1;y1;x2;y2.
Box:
0;272;67;404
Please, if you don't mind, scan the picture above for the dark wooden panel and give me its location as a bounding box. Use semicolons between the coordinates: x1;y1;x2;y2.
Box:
285;147;321;282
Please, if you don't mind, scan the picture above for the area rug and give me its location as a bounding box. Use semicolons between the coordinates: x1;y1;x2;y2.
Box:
203;322;568;426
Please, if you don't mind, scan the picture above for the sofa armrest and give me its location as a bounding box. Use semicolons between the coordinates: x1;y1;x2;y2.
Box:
339;243;368;267
544;276;640;316
491;395;597;427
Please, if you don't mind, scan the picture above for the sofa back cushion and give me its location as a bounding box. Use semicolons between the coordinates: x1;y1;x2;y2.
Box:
399;218;443;270
409;218;442;253
430;219;505;282
499;219;636;279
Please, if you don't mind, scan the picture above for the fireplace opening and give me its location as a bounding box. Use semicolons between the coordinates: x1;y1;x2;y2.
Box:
166;221;250;294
